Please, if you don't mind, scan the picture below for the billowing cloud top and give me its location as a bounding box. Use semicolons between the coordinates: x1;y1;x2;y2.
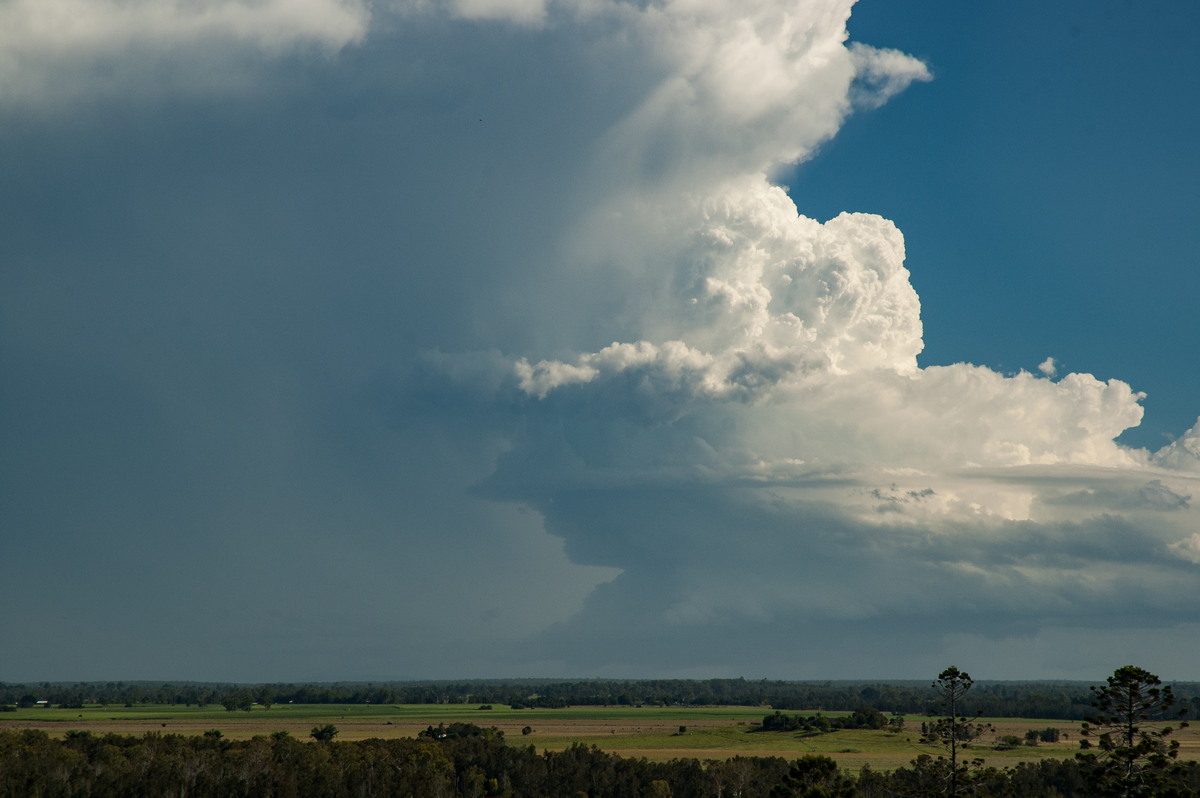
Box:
2;0;1198;682
479;0;1200;676
519;180;924;400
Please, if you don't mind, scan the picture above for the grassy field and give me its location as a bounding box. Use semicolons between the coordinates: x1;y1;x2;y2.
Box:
4;703;1198;773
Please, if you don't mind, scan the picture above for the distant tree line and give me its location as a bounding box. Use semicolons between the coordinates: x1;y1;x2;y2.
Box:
5;678;1200;720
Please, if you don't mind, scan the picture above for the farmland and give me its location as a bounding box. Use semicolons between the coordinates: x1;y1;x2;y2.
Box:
4;702;1196;773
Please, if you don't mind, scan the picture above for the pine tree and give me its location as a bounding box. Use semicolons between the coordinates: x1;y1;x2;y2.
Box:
927;666;990;797
1078;665;1189;797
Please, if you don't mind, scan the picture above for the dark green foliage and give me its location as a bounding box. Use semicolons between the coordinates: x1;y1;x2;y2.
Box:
1078;665;1191;797
925;666;992;797
255;687;275;710
2;727;1199;797
1003;757;1089;796
769;755;856;797
418;722;502;741
310;724;339;743
1037;727;1061;743
994;735;1023;750
887;754;958;797
851;706;887;729
757;707;892;735
222;690;253;712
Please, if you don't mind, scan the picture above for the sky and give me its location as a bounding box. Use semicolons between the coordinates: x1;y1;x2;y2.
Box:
2;0;1199;684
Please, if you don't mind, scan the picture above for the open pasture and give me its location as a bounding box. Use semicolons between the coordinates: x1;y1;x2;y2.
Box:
3;704;1197;772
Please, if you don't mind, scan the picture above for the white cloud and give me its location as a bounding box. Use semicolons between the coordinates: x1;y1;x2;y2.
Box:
0;0;369;104
1153;418;1200;473
510;179;1147;474
2;0;369;50
541;177;925;402
448;0;547;25
489;159;1196;672
848;41;932;109
3;0;1198;681
455;0;1200;675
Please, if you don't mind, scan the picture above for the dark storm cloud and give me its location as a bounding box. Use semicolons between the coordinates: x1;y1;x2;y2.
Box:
2;0;1199;682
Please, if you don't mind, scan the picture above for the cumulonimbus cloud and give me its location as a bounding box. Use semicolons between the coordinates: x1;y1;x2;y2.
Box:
5;0;1197;680
476;0;1200;676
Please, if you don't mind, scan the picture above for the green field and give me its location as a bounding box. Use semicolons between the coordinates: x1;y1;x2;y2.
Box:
4;703;1195;773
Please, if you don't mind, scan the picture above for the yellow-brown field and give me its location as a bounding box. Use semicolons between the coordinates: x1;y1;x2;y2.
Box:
3;704;1198;773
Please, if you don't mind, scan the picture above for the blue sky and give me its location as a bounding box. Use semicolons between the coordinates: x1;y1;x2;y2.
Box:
793;0;1200;450
2;0;1199;683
